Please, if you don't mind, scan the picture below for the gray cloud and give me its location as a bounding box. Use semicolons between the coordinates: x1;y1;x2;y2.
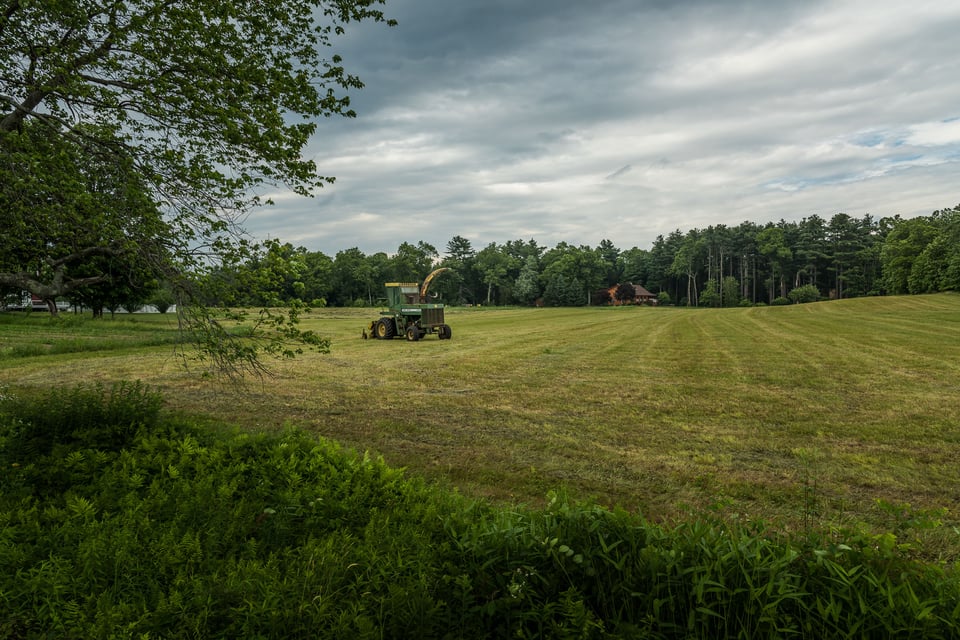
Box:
246;0;960;255
606;165;632;180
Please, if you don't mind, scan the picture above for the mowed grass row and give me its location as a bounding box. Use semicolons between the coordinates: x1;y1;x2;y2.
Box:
0;311;180;358
2;295;959;557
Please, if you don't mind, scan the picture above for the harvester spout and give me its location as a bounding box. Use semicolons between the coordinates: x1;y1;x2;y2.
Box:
420;267;450;300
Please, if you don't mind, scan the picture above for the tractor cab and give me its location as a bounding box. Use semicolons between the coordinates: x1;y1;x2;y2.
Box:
385;283;421;307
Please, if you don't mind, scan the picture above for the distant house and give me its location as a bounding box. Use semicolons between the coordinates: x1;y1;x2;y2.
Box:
1;292;70;312
603;283;658;305
29;294;49;311
1;292;45;311
631;285;657;304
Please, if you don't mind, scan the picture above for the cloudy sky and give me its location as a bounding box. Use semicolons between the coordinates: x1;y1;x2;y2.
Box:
250;0;960;256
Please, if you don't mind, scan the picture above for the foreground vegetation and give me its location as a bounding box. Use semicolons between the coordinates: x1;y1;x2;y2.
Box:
2;296;960;561
1;383;957;638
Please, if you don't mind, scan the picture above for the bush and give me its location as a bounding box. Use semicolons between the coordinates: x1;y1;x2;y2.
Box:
1;381;162;458
771;296;791;306
788;284;821;304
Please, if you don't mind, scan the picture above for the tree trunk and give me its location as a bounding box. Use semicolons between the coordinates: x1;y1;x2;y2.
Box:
687;272;698;306
769;265;775;303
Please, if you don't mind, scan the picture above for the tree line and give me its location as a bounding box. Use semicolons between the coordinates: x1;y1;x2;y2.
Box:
5;204;957;313
198;205;960;309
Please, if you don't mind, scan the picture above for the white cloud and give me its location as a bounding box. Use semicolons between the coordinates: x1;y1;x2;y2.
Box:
906;119;960;146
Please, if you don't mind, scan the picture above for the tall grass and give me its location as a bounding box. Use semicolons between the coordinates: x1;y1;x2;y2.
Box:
1;384;958;638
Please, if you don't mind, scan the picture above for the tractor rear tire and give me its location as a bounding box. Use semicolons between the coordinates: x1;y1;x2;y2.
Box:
376;318;395;339
405;325;421;341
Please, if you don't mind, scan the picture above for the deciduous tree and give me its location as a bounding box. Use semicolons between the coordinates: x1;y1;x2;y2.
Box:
880;217;937;294
474;243;512;305
614;282;636;305
512;255;541;305
1;0;393;374
0;122;167;314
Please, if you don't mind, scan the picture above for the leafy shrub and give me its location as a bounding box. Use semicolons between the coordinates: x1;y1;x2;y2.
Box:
438;491;960;638
771;296;791;306
1;381;162;457
788;284;821;304
700;278;720;308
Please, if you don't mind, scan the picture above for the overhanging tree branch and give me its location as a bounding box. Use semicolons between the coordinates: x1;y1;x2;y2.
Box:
1;0;394;374
0;0;19;40
0;245;125;298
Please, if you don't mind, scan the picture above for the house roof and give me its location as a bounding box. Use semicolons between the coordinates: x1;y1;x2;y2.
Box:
633;285;654;298
602;283;656;298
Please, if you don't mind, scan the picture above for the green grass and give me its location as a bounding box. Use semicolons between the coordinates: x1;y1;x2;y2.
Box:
2;384;957;638
2;295;959;559
0;311;180;359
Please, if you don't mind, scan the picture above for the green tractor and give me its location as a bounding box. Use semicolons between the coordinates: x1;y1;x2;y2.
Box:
368;268;452;341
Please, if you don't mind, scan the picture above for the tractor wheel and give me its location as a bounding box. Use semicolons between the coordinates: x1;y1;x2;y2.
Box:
439;324;452;340
376;318;395;339
405;325;421;341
